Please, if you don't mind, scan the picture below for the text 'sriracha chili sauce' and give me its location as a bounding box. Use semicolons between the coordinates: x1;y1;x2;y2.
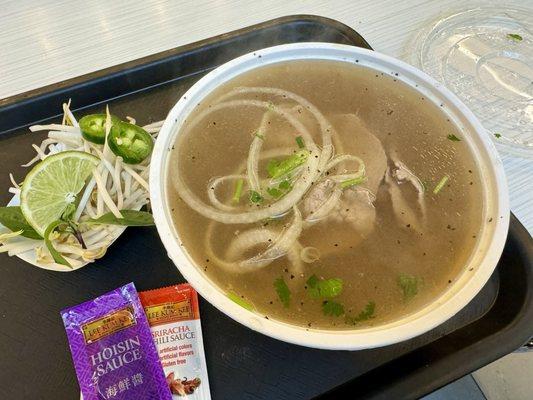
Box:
139;284;211;399
61;282;172;400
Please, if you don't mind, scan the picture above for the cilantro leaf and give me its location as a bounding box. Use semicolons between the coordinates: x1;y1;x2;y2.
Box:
322;300;345;316
306;274;343;298
447;134;461;142
274;277;291;308
345;301;376;325
398;274;421;301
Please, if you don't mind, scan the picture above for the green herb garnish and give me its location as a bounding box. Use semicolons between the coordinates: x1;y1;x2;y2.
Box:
44;220;71;268
494;133;502;139
278;180;291;190
274;277;291;308
340;176;366;189
266;187;282;198
232;178;244;203
322;300;345;316
227;292;254;311
507;33;523;42
266;150;309;179
433;175;449;194
345;301;376;325
296;136;305;149
0;206;41;239
86;210;154;226
249;190;263;203
447;134;461;142
306;274;343;298
398;274;421;301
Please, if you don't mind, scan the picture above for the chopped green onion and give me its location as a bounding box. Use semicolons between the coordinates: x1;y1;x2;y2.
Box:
274;277;291;308
266;149;309;179
296;136;305;149
507;33;523;42
267;101;275;111
227;292;254;311
433;175;449;194
447;134;461;142
249;190;263;203
340;176;366;189
266;187;282;198
254;131;264;140
278;180;291;190
494;133;502;139
232;178;244;203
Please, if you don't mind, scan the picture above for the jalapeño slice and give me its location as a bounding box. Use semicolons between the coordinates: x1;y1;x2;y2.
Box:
108;121;153;164
79;114;120;144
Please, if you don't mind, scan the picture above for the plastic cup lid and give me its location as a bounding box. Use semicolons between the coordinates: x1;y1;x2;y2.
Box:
408;6;533;158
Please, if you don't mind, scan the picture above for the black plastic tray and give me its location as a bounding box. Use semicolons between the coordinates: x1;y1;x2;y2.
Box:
0;15;531;400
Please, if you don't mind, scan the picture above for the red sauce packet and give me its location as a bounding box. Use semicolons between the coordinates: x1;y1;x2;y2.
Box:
61;282;172;400
139;284;211;399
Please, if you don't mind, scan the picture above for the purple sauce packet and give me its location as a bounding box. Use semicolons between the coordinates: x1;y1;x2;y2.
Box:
61;283;172;400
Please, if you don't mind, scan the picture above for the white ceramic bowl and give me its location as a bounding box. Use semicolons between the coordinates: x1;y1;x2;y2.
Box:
150;43;509;350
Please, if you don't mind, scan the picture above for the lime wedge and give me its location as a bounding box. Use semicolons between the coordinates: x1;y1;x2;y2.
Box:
20;151;100;236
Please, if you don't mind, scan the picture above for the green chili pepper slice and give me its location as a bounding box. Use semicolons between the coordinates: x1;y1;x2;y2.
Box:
108;121;153;164
79;114;120;144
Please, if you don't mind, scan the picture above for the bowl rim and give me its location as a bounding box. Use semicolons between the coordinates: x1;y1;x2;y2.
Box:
149;42;509;350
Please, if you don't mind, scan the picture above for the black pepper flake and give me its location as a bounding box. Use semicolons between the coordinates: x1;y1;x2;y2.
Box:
307;323;312;327
469;267;474;271
423;252;426;256
355;59;359;63
206;259;210;263
269;301;273;305
264;316;269;319
468;170;472;173
488;218;493;222
472;235;477;238
406;224;411;228
386;110;394;115
394;72;399;76
448;280;452;284
397;239;401;244
284;268;289;273
300;301;304;306
334;243;339;247
171;208;175;212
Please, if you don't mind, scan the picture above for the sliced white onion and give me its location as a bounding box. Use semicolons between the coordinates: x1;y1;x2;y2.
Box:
242;206;302;266
247;111;271;192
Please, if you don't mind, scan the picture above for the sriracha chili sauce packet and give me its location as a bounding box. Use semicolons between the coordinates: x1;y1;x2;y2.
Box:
61;283;172;400
139;284;211;399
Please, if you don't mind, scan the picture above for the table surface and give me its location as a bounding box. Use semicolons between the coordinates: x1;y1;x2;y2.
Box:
1;0;531;235
0;1;531;399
